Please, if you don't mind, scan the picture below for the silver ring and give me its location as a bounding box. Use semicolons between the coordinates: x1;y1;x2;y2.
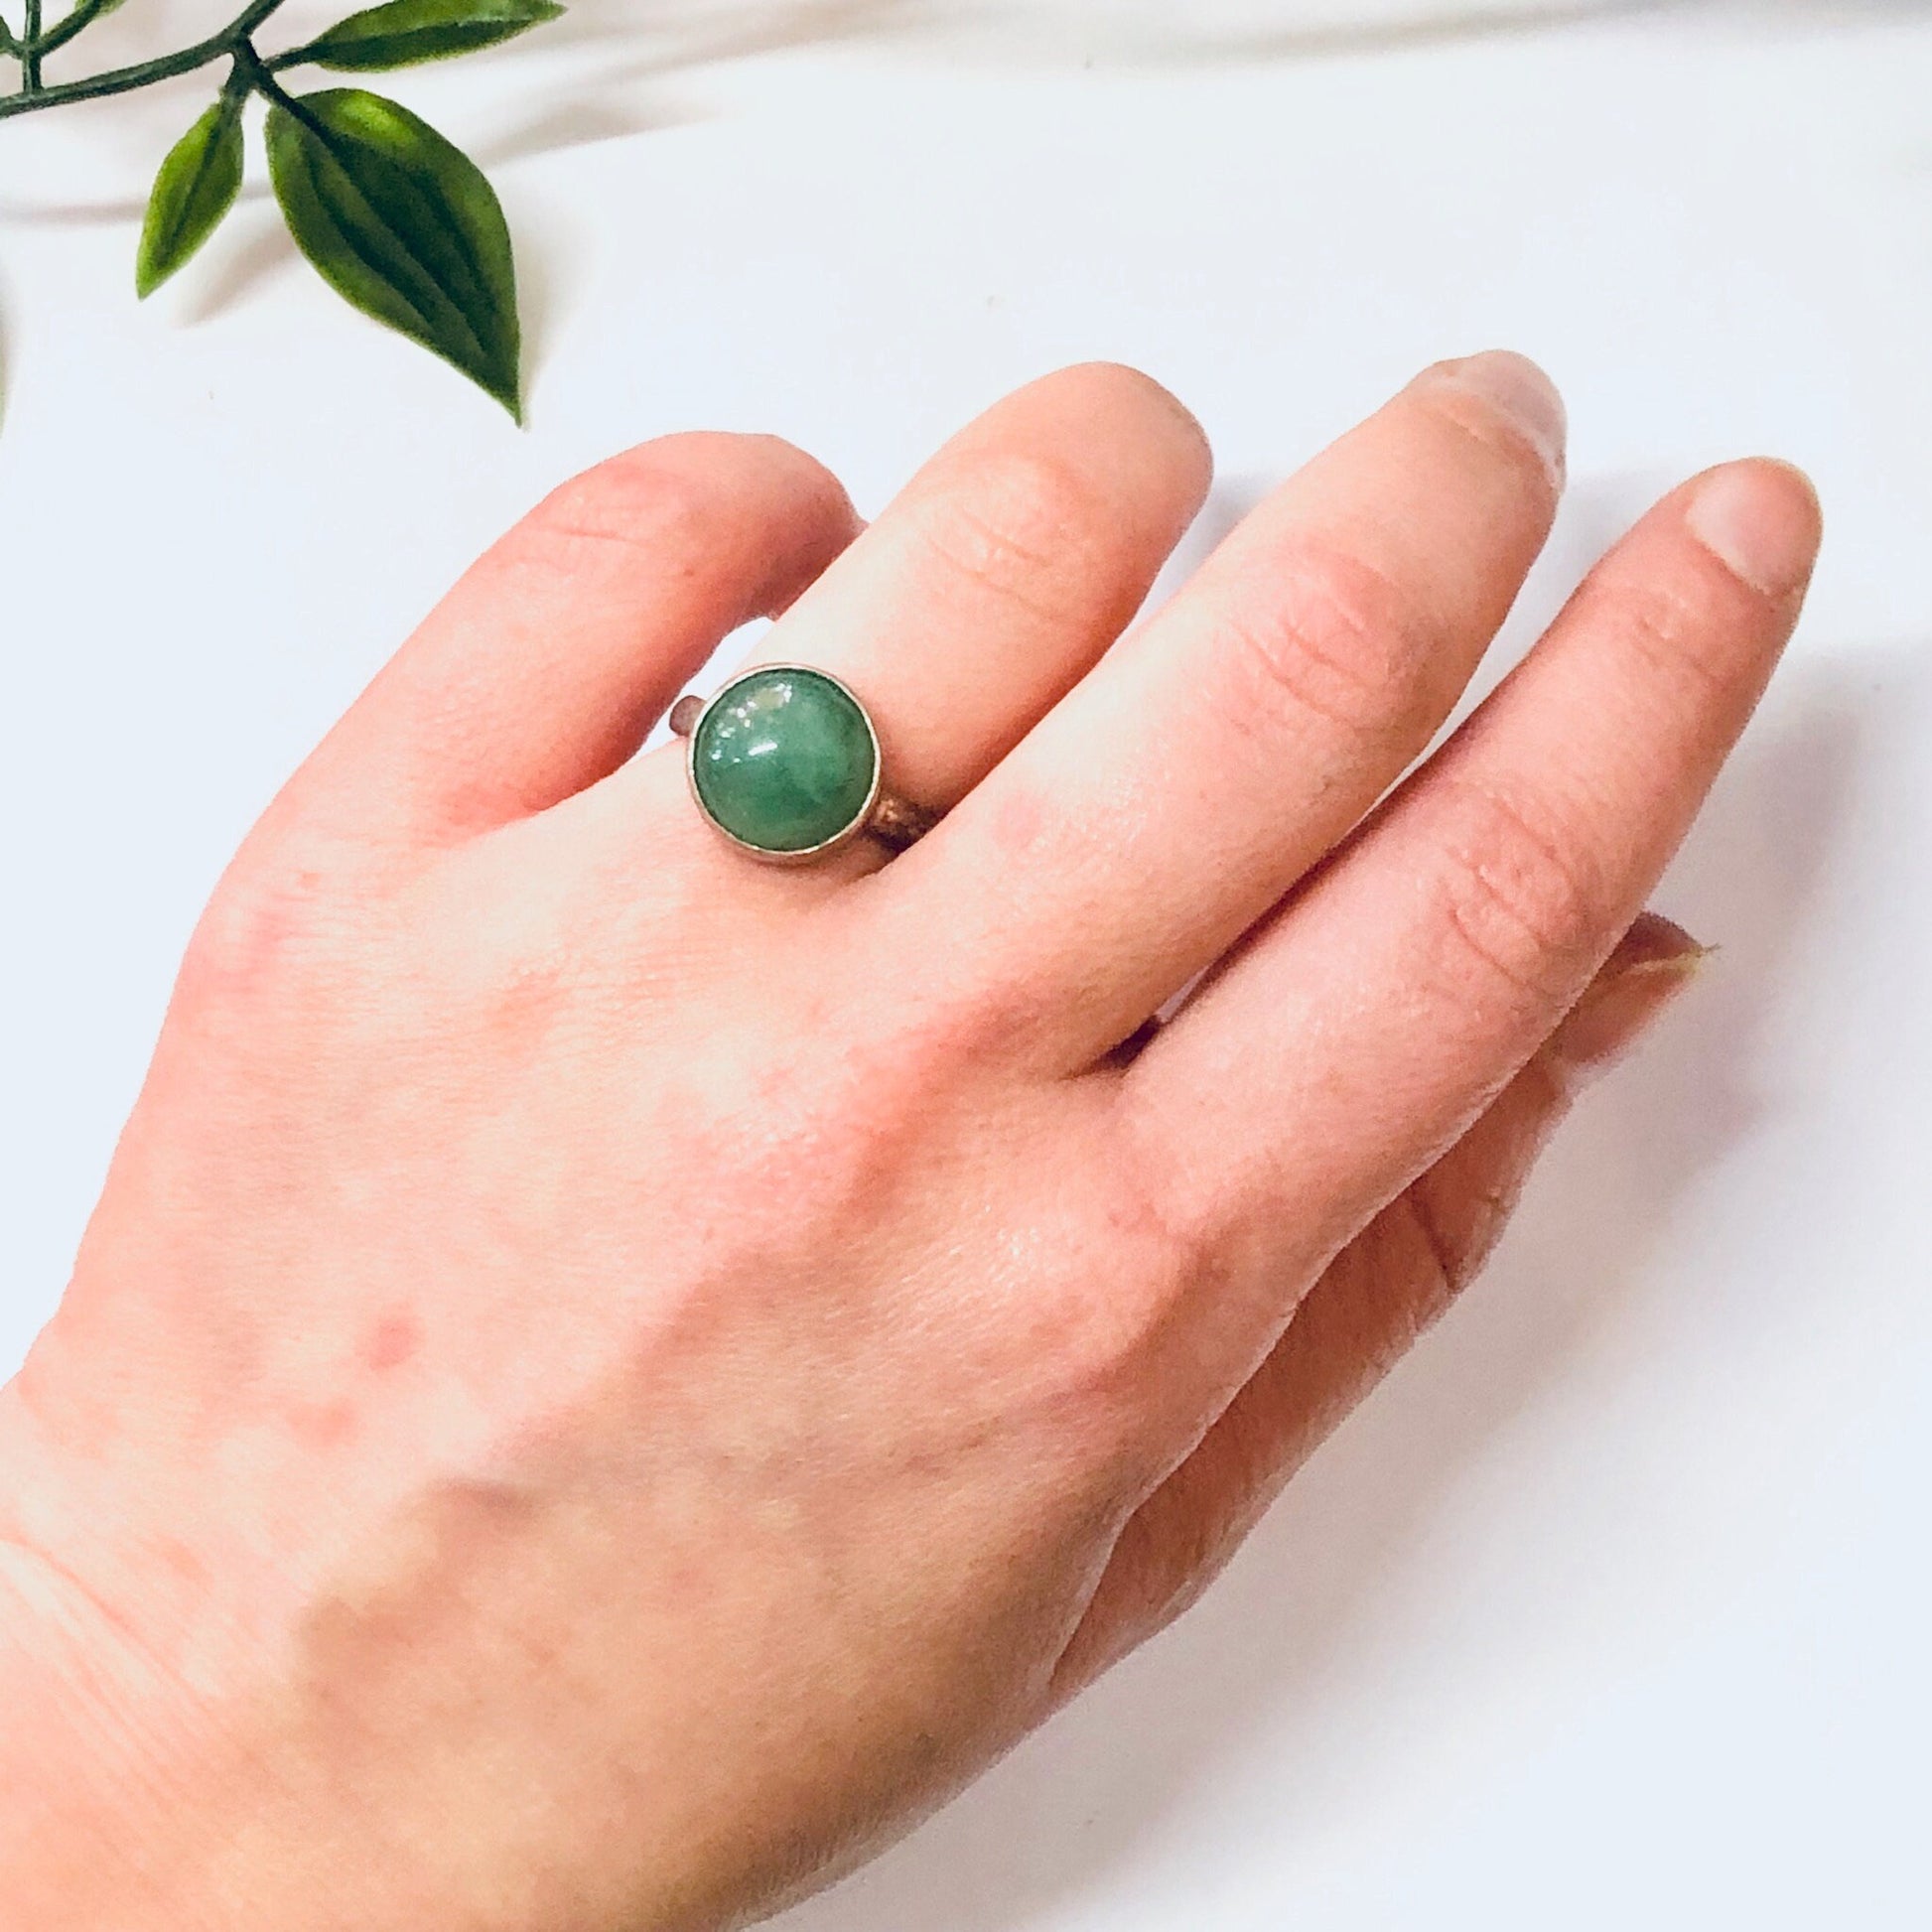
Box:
670;665;939;866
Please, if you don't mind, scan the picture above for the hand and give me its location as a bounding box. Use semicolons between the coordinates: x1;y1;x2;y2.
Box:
0;356;1819;1930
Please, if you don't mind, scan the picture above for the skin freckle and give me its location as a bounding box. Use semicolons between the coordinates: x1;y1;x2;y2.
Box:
489;962;571;1055
359;1311;423;1374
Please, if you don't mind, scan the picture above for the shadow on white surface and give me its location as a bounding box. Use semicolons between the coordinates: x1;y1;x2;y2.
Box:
173;206;304;324
1;0;1924;376
26;0;1911;225
771;631;1885;1929
0;0;1618;226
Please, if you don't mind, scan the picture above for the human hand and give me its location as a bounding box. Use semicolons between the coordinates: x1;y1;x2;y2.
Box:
0;356;1819;1930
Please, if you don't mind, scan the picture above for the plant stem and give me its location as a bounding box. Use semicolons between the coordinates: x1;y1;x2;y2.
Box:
39;0;125;61
228;36;295;112
21;0;43;91
0;0;289;120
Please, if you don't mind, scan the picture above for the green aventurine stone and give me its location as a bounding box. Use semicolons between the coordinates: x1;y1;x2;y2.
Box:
691;668;879;854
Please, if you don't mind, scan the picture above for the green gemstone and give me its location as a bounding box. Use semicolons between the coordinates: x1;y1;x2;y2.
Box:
689;667;879;855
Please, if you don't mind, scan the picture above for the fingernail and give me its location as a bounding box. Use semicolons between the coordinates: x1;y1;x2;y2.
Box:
1427;350;1568;489
1684;461;1822;600
1551;912;1712;1077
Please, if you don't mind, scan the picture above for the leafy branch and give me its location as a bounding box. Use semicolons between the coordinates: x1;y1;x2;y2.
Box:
2;0;566;417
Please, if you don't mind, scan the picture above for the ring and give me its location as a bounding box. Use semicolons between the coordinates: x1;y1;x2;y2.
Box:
669;665;940;865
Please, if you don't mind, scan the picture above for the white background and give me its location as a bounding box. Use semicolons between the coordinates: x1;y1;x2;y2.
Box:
2;2;1929;1925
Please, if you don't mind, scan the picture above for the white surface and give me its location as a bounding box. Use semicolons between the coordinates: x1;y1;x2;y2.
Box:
3;3;1929;1925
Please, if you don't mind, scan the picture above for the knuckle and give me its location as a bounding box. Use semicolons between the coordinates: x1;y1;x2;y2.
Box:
1045;1101;1241;1410
836;928;1042;1080
1425;779;1608;1008
1602;573;1740;708
515;430;849;583
1214;544;1431;750
179;857;355;1011
913;448;1112;625
523;444;724;566
1396;1186;1477;1320
901;981;1029;1075
686;1016;913;1218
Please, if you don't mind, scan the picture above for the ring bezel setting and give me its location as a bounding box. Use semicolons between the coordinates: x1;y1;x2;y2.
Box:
674;663;888;866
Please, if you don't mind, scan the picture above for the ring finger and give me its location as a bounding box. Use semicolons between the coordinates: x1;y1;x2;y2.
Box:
605;362;1213;876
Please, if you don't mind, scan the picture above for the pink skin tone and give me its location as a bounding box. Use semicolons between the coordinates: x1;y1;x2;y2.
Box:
0;356;1819;1930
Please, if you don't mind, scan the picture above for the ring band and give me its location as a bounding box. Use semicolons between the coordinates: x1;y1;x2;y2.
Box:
670;665;940;865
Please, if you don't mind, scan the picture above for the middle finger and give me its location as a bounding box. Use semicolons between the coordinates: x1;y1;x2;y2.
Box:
865;351;1568;1068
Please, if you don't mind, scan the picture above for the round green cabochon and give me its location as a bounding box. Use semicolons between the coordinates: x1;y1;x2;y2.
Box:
690;668;880;855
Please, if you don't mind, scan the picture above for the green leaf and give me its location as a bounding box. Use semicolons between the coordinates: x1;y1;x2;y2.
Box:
297;0;564;72
265;88;523;419
136;97;245;300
